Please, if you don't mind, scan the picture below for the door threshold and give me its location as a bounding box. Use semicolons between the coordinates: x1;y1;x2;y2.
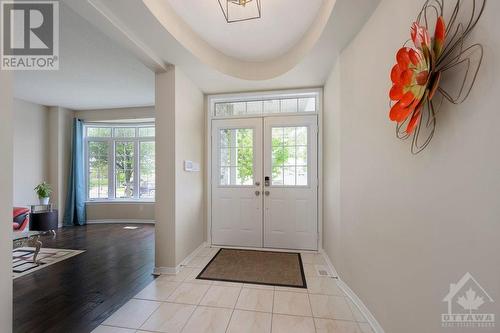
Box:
210;244;319;253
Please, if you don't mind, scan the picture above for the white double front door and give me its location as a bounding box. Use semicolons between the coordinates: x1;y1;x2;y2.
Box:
211;115;318;250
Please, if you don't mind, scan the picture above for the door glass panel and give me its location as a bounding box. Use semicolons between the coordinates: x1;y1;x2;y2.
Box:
297;166;308;185
271;126;308;186
219;128;254;186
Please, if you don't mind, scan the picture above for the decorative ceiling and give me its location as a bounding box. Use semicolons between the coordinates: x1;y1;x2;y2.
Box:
14;0;380;109
166;0;324;62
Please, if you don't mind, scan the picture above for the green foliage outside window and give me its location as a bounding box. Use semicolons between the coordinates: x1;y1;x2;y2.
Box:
236;129;253;184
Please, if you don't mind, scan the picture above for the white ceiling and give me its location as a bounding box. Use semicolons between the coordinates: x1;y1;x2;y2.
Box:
166;0;324;62
13;2;154;110
13;0;380;109
64;0;380;93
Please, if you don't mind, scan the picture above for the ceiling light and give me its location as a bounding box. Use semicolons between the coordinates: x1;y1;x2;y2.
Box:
218;0;261;23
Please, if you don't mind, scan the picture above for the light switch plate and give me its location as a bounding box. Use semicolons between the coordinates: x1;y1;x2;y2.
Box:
184;160;200;172
184;160;193;171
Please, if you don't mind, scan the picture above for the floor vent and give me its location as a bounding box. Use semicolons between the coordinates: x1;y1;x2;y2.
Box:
315;265;331;277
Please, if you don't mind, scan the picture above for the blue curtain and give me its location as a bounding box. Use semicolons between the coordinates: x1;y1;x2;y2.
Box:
63;119;86;226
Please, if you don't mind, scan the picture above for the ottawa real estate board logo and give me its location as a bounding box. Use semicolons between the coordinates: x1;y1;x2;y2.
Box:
442;272;495;328
1;0;59;70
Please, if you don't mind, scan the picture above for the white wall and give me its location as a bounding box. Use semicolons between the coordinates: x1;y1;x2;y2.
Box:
174;68;204;265
323;1;500;332
13;99;50;206
74;106;154;122
85;202;154;221
323;57;342;270
155;66;205;271
0;68;13;333
155;68;177;270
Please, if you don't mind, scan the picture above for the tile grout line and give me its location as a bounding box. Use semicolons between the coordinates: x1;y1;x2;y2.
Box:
306;292;317;332
136;273;188;331
270;286;275;333
118;299;162;332
177;276;213;333
223;283;244;333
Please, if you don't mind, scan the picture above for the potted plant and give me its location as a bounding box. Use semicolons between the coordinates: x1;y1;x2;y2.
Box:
34;182;52;205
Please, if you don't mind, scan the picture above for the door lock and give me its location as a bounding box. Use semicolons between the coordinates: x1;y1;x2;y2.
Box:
264;176;270;187
255;181;261;186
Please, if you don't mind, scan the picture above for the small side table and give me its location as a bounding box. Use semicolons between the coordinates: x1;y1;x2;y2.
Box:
30;205;58;235
13;231;43;264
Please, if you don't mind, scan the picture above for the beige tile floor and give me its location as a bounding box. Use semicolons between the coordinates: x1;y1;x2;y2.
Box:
93;247;375;333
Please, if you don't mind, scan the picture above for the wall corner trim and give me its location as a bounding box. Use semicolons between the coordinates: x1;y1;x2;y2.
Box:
319;248;339;278
153;266;180;275
154;241;207;276
320;249;385;333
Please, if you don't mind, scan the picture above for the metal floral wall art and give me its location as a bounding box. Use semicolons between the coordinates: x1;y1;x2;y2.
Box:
389;0;486;154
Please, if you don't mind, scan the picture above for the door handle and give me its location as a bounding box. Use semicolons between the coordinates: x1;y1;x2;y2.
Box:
255;191;261;196
255;181;261;186
264;191;270;196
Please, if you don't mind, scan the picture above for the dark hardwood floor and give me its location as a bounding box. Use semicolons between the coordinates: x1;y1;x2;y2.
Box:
13;224;156;333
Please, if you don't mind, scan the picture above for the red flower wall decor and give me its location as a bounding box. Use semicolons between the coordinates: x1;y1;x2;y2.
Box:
389;0;486;154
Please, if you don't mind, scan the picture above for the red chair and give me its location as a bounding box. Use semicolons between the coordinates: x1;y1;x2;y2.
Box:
13;207;30;231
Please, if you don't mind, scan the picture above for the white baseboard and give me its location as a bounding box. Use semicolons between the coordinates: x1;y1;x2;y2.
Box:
337;279;385;333
87;219;155;224
319;248;339;278
320;248;385;333
153;266;179;275
177;241;208;268
154;241;207;276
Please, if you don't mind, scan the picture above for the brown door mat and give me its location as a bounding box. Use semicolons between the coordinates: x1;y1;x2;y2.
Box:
196;248;307;288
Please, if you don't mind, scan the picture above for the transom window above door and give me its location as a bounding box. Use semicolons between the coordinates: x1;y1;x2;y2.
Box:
211;91;319;118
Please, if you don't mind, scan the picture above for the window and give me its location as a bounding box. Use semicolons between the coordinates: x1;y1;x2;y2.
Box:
213;95;317;117
88;141;109;199
271;126;308;186
85;124;155;201
219;128;254;186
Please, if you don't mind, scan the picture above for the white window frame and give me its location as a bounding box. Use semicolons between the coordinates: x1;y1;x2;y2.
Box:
83;122;155;202
210;88;320;119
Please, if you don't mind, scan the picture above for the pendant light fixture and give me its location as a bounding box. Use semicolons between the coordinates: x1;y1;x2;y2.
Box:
218;0;262;23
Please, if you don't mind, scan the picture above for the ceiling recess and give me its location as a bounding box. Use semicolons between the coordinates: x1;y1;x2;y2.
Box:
218;0;262;23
